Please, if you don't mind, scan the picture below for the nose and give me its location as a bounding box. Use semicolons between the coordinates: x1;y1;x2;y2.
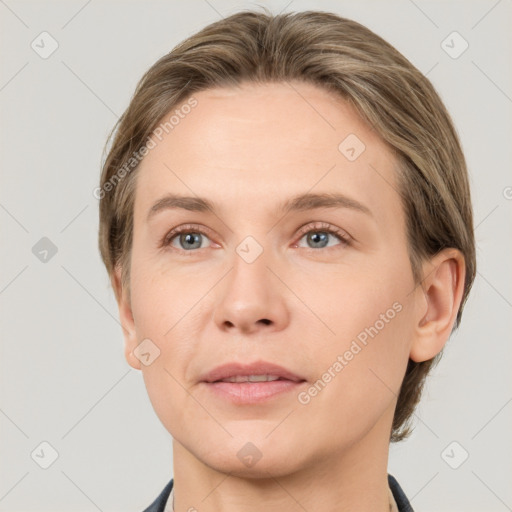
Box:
212;246;290;335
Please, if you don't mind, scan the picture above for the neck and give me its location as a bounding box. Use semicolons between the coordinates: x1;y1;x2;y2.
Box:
171;410;394;512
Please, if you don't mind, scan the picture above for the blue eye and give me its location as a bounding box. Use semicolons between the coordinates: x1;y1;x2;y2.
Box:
294;222;351;250
298;230;346;249
161;222;351;253
163;226;212;251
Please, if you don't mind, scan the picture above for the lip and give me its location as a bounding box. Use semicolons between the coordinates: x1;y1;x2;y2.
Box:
200;361;305;383
199;361;307;404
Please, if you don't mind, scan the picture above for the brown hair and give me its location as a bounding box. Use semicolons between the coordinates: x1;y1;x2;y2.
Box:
98;8;476;442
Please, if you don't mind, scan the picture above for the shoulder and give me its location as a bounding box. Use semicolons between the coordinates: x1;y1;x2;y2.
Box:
142;478;174;512
388;474;414;512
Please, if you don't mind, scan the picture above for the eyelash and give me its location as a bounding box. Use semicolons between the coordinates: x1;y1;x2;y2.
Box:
160;222;352;254
293;222;352;251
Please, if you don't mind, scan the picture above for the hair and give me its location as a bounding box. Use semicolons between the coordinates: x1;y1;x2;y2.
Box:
98;8;476;442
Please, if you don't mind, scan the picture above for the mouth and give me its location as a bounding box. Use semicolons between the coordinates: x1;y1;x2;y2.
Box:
199;361;307;404
213;374;292;383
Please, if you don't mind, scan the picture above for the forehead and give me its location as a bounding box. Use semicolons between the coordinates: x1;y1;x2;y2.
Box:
134;81;400;222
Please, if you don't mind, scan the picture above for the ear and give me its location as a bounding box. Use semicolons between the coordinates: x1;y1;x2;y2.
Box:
111;266;142;371
409;248;466;362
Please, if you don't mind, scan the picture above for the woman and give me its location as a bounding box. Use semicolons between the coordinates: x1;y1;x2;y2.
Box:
97;8;475;512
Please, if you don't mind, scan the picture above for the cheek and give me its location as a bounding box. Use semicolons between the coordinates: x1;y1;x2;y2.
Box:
296;256;414;419
295;253;410;347
129;245;208;339
128;259;212;429
296;302;413;452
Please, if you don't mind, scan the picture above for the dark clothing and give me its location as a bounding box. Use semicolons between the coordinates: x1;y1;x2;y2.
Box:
388;474;414;512
143;473;414;511
143;477;174;512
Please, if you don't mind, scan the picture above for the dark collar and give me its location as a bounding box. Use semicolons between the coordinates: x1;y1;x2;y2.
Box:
388;474;414;511
143;474;414;512
142;478;174;512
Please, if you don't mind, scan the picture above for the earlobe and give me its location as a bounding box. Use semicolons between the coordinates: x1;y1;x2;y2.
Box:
111;267;142;371
409;249;466;363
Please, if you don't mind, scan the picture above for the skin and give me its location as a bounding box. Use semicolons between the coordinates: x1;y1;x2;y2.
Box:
112;81;466;512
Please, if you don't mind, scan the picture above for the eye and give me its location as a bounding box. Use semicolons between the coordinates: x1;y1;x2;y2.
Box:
294;222;351;250
160;221;352;254
161;224;214;252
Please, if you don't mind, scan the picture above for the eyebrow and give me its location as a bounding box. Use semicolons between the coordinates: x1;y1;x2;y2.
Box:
147;191;373;221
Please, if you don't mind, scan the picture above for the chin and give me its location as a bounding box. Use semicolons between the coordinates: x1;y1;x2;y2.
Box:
205;453;300;480
189;433;305;479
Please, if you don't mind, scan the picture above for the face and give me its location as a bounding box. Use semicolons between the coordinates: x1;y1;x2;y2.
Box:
120;81;421;477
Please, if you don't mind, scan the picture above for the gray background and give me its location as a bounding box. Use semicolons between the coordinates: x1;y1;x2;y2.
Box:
1;0;511;510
